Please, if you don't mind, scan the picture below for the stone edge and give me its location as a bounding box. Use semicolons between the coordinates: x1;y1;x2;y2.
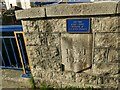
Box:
46;1;119;17
15;1;120;20
15;7;45;20
117;1;120;13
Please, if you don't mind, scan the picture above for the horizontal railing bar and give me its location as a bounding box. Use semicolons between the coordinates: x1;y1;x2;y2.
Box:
0;36;15;38
0;25;23;32
0;66;23;70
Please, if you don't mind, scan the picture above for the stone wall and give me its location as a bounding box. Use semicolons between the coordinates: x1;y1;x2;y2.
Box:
15;1;120;89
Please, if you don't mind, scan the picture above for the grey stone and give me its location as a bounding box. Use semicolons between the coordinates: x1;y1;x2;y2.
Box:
15;2;120;20
93;49;120;64
22;19;67;33
61;71;76;83
43;19;66;33
92;17;120;32
93;49;119;75
103;77;119;88
76;73;100;85
108;49;119;63
26;46;41;59
15;7;45;20
92;63;119;75
24;33;40;46
18;2;120;88
25;33;61;73
1;69;31;88
94;33;120;48
34;78;62;88
117;1;120;13
61;34;92;72
46;2;119;17
22;20;45;33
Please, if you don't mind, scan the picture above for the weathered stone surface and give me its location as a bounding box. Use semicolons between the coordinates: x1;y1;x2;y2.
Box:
94;33;120;48
117;1;120;13
43;19;66;33
22;19;66;33
24;33;40;46
1;69;32;88
93;49;120;75
102;77;120;88
15;7;45;19
92;17;120;32
93;48;119;75
26;33;61;73
46;2;118;17
108;49;120;63
26;46;41;59
18;2;120;88
92;63;119;75
93;49;119;64
61;34;92;72
34;78;62;88
76;73;98;85
61;71;76;83
15;1;120;20
22;20;45;33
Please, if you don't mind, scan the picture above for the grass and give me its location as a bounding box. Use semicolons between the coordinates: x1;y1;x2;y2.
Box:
29;77;36;89
39;84;94;90
29;78;94;90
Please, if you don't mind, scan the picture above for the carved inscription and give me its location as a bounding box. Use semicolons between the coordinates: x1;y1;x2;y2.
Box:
61;34;92;72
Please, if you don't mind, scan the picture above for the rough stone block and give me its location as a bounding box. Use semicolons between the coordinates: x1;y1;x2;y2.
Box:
92;17;120;32
76;73;99;85
46;2;118;17
15;7;45;20
25;32;60;48
94;33;120;48
93;49;119;64
24;33;40;46
117;1;120;13
103;77;119;88
46;33;60;48
92;63;119;75
22;20;45;33
61;34;92;72
26;46;41;60
26;33;61;72
93;49;119;75
43;19;66;33
93;61;119;75
34;78;62;88
61;71;76;83
22;19;66;33
108;49;120;63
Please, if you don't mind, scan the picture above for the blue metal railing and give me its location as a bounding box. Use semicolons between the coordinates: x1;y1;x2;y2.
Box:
0;34;23;70
0;25;23;70
0;25;32;78
33;0;92;6
0;25;23;32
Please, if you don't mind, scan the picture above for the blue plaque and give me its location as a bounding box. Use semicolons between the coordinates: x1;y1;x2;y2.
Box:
67;19;90;33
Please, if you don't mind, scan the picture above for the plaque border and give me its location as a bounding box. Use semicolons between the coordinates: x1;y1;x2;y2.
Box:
66;18;91;33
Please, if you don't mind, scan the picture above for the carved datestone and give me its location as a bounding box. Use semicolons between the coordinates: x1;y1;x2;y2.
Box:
61;34;92;72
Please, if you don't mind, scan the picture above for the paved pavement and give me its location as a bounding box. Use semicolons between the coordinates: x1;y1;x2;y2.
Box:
1;69;32;89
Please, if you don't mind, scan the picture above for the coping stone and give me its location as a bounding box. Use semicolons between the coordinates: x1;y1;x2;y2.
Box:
15;7;45;20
